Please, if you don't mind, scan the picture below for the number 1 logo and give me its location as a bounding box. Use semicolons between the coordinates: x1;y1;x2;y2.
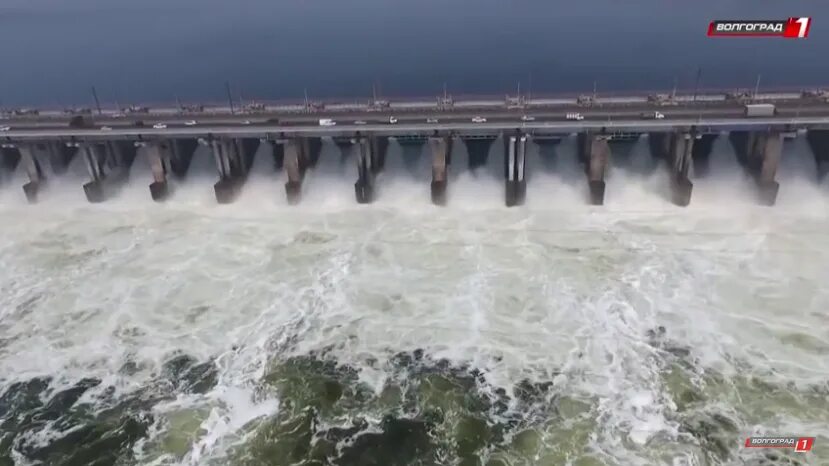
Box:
794;437;815;452
784;17;811;38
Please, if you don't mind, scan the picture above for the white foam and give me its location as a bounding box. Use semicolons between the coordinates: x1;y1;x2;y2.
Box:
0;137;828;464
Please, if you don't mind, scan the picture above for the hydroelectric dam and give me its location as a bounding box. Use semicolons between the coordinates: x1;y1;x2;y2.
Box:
3;89;829;207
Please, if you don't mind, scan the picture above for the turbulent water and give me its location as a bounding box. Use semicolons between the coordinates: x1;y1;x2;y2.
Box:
1;136;828;466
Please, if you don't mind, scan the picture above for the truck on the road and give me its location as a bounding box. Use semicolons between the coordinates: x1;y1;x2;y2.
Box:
744;104;776;117
319;118;336;126
640;111;665;120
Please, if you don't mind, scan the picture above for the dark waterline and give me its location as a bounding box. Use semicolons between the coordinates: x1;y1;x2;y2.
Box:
1;0;828;107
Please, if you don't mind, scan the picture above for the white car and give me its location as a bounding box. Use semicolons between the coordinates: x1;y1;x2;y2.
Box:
319;119;336;127
521;115;536;121
0;126;10;132
427;118;439;124
566;113;585;121
152;123;167;129
100;126;112;131
241;120;252;125
184;120;198;126
471;117;487;123
389;116;398;124
354;120;367;125
655;112;665;120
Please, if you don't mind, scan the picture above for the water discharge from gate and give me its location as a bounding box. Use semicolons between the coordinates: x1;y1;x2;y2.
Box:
0;138;827;465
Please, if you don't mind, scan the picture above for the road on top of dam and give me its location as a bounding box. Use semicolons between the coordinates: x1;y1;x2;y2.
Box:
3;101;829;137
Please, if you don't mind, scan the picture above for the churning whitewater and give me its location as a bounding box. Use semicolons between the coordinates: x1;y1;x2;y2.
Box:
0;136;828;466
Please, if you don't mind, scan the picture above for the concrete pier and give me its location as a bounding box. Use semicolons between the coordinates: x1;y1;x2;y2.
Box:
146;142;167;201
79;141;137;202
208;137;259;203
283;137;320;204
18;145;40;203
144;139;194;200
354;137;375;203
504;133;527;207
6;142;78;202
346;135;389;204
143;139;199;201
757;131;783;206
806;130;829;182
730;131;782;205
649;132;694;206
429;136;451;205
578;133;610;205
145;141;172;201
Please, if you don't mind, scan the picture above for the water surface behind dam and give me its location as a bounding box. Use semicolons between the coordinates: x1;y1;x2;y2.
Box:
1;0;828;106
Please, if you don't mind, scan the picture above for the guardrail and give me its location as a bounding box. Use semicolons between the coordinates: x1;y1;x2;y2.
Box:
3;86;828;121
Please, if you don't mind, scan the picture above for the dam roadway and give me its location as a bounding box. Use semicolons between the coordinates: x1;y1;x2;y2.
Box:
2;90;829;208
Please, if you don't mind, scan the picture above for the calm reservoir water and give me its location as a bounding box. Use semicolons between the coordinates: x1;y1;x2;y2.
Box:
1;0;829;106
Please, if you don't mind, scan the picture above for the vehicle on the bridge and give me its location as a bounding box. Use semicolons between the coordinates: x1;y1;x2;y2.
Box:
354;120;367;125
241;120;252;125
181;104;205;113
521;115;536;121
647;94;676;106
126;105;149;114
640;111;665;120
566;113;584;121
745;103;776;117
153;123;167;129
319;119;336;127
471;116;487;123
577;95;594;106
184;120;198;126
802;89;829;100
505;96;524;109
100;126;112;131
427;118;439;124
369;100;390;110
725;91;751;103
244;102;266;113
389;116;398;124
64;107;92;115
12;108;39;116
0;126;10;132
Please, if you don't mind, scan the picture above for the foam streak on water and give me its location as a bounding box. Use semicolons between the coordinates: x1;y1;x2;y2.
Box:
0;140;828;465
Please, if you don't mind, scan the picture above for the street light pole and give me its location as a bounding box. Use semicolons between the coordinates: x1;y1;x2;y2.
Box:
225;81;235;115
693;67;702;102
753;74;762;100
91;86;102;115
